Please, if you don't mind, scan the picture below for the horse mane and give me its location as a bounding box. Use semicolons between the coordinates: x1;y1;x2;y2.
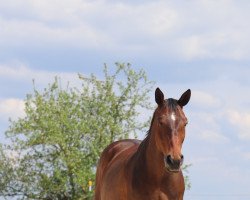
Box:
166;98;178;111
136;106;157;157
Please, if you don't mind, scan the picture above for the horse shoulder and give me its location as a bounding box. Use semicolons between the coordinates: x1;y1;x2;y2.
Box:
95;139;140;200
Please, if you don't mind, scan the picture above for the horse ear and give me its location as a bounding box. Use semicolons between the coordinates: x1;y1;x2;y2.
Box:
155;88;164;106
178;89;191;107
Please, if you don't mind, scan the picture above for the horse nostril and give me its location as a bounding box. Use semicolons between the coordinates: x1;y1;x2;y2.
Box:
180;154;184;165
166;155;174;165
181;154;184;161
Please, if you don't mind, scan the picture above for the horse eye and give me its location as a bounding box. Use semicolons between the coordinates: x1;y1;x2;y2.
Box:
158;117;164;125
159;120;164;126
185;121;188;126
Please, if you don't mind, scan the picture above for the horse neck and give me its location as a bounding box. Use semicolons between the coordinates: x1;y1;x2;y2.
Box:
132;131;165;185
147;131;166;181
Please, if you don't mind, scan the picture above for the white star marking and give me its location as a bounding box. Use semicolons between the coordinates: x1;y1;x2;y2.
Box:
170;113;176;121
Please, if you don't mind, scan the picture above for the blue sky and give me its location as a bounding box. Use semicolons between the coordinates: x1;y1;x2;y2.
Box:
1;0;250;199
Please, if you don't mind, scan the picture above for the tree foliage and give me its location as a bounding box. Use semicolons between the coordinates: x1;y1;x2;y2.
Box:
0;63;154;199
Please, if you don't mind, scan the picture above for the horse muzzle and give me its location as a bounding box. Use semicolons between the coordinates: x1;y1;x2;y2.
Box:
164;154;184;173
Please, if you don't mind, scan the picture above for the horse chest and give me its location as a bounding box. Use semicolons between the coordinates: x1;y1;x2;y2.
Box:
156;191;169;200
155;190;183;200
130;189;182;200
150;190;169;200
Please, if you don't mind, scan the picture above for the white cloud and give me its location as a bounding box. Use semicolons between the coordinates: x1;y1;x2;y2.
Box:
243;152;250;161
0;0;114;49
189;155;220;165
177;31;250;60
188;111;230;144
199;130;229;143
173;0;250;60
0;63;32;78
226;110;250;140
0;16;108;49
231;146;250;161
197;157;250;183
0;98;25;120
192;90;221;108
0;63;80;86
1;0;250;60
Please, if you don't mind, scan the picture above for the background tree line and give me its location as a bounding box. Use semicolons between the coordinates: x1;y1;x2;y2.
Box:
0;63;190;200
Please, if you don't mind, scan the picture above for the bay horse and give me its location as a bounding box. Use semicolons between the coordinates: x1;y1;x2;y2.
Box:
94;88;191;200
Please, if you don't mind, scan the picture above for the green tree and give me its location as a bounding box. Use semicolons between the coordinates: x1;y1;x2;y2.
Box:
0;63;154;199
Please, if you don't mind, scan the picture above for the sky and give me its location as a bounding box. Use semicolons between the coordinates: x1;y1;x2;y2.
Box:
1;0;250;199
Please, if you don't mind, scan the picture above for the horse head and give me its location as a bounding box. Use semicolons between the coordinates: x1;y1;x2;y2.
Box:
152;88;191;173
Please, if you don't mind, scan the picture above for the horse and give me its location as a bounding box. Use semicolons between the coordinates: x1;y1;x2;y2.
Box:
94;88;191;200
